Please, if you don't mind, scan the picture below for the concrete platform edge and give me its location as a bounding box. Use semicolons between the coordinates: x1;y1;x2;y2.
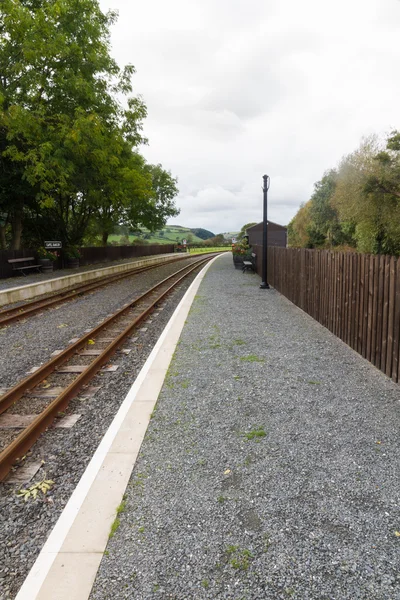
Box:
0;254;176;307
15;254;221;600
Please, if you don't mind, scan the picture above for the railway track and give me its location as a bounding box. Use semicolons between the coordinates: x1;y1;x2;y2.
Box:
0;254;191;327
0;254;214;481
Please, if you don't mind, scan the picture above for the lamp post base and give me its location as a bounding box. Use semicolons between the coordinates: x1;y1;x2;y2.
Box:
259;282;270;289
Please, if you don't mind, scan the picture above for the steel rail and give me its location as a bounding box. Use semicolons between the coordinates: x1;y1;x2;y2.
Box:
0;255;190;327
0;255;213;480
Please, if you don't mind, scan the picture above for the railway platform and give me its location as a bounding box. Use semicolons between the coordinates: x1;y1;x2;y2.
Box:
15;252;400;599
0;253;177;307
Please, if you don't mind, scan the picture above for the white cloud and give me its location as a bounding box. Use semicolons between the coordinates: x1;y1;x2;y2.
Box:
100;0;400;234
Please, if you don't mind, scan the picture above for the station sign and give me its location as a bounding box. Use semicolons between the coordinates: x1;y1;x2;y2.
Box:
44;241;62;249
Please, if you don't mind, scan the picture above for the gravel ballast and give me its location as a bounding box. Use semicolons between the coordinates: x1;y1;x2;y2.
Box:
89;253;400;600
0;256;203;599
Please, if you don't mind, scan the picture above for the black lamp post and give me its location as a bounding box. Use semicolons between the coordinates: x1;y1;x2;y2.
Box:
260;174;270;289
260;175;270;290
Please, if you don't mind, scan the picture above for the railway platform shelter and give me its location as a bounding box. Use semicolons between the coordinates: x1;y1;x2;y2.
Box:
15;252;400;599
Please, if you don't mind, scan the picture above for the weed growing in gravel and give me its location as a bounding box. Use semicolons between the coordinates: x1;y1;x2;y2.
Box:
232;339;246;346
263;534;271;552
244;427;266;441
109;517;120;539
217;495;227;504
109;496;127;539
191;342;202;351
201;579;210;589
225;545;254;570
240;354;264;363
308;380;321;385
233;375;241;380
132;472;147;489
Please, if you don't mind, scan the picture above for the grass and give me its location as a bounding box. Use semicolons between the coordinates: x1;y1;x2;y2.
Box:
240;354;264;363
190;247;231;254
109;496;127;538
225;545;254;571
244;426;267;441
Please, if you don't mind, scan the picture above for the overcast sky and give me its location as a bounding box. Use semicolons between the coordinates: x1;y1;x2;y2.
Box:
99;0;400;234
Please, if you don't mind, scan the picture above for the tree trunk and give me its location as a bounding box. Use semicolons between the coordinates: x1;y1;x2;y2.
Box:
11;213;23;250
102;231;109;245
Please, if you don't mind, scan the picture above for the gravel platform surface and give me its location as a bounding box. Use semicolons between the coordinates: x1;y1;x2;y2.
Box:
0;257;202;600
90;252;400;600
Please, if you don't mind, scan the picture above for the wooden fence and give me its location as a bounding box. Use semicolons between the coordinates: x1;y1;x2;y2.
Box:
253;245;400;384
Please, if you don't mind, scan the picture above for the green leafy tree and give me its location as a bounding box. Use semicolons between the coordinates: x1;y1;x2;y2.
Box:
0;0;149;248
288;202;313;247
238;222;257;240
331;135;400;254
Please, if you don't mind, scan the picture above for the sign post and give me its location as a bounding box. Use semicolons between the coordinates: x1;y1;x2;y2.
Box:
44;241;62;249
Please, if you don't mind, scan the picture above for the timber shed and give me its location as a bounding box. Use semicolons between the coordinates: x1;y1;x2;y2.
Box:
247;221;287;248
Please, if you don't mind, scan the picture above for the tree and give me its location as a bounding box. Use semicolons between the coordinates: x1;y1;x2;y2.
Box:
238;222;257;240
0;0;151;249
331;135;400;254
287;202;314;247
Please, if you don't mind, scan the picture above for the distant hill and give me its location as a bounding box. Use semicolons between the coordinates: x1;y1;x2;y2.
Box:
107;224;223;245
190;228;215;240
108;225;207;245
223;231;240;239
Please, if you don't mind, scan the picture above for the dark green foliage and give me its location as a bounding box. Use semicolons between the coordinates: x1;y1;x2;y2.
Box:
0;0;179;249
190;228;215;240
289;131;400;255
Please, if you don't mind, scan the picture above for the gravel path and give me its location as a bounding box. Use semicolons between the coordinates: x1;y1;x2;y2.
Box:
0;257;201;600
90;252;400;600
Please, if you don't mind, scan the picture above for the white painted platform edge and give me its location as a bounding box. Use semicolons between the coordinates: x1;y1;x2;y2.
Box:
0;254;177;307
15;254;220;600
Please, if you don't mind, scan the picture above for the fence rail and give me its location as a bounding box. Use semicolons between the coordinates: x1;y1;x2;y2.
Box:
253;245;400;384
0;244;175;279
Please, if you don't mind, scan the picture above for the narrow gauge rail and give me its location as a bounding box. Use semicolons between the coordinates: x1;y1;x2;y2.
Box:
0;254;214;480
0;254;192;327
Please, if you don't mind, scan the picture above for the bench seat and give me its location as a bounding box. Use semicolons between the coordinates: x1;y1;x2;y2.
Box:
8;257;42;276
242;253;257;273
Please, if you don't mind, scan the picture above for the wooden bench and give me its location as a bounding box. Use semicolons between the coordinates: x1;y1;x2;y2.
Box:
8;257;42;276
242;253;256;273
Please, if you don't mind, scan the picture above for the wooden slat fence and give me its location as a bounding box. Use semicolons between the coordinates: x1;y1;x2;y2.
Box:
0;244;175;279
253;245;400;384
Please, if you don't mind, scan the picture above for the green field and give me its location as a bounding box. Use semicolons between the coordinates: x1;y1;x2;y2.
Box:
189;247;231;254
